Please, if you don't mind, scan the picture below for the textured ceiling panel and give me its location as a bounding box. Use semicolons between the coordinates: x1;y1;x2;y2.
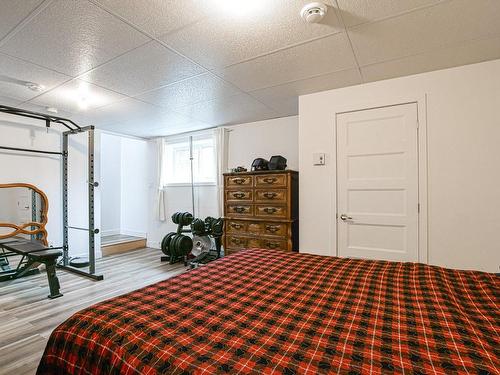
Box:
30;79;127;114
336;0;444;27
75;97;198;133
0;53;70;102
250;68;362;115
0;0;44;41
361;34;500;83
219;33;357;91
136;73;242;110
94;0;209;37
0;0;150;76
79;41;205;96
349;0;500;66
161;0;342;69
175;93;277;126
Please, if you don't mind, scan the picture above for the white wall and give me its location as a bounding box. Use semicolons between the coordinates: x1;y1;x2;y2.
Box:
120;137;149;237
299;59;500;273
227;116;298;171
100;133;122;235
99;132;149;238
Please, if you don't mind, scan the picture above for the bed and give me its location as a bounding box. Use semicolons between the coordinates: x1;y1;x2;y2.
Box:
37;249;499;374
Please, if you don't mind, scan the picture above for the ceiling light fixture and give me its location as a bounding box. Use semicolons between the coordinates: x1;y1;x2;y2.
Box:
46;107;58;114
300;2;328;23
25;81;45;92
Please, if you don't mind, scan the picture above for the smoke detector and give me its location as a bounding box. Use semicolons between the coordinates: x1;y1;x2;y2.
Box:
300;2;328;23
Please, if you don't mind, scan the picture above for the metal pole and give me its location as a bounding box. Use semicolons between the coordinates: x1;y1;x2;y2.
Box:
88;128;96;275
189;136;195;216
62;132;69;266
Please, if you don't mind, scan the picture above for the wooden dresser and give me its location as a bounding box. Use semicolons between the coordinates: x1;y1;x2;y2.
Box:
223;170;298;255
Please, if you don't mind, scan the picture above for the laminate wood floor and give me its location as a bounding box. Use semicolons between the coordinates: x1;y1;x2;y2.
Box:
0;248;186;375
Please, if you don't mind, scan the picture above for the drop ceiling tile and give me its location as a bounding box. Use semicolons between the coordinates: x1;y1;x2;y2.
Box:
218;33;357;92
249;68;362;115
361;34;500;83
0;95;22;107
349;0;500;66
94;0;209;37
0;0;44;41
0;0;150;76
77;97;195;131
79;41;205;96
120;120;213;138
176;94;277;126
336;0;443;28
0;53;70;101
136;73;242;110
251;68;362;101
29;79;127;115
161;0;342;69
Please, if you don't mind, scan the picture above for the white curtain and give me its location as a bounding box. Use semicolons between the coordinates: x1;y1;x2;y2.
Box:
214;127;229;217
156;138;167;221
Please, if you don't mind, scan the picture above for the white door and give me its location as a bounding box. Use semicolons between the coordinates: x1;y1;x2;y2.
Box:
336;103;419;262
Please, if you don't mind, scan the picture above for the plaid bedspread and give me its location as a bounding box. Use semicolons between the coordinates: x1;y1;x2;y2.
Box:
37;249;499;374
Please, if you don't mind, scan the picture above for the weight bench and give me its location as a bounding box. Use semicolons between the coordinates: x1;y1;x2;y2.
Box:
0;239;63;299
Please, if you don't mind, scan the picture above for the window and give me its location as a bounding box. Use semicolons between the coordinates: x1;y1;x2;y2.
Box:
163;133;216;185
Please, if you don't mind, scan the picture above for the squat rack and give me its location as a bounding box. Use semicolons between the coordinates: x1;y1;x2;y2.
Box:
0;104;103;281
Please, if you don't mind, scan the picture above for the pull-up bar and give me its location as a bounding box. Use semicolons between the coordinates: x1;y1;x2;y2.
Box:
0;145;64;156
0;104;81;131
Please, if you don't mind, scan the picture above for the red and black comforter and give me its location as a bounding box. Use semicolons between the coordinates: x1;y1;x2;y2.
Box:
38;249;499;374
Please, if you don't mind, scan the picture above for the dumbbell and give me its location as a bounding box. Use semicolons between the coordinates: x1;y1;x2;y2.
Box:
171;212;194;226
191;218;206;236
161;232;176;256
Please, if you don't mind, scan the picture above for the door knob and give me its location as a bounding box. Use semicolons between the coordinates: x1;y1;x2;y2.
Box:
340;214;352;221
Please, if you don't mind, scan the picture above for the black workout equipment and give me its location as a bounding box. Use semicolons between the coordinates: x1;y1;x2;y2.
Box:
0;105;103;282
0;238;63;299
268;155;287;170
251;158;269;171
160;212;224;268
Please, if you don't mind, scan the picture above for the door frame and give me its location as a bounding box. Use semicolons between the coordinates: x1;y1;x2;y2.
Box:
333;95;428;264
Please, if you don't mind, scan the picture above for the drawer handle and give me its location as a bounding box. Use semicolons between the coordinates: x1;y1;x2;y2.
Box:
265;225;279;233
231;223;243;229
263;192;277;199
233;192;246;199
232;178;245;184
266;242;280;249
231;238;243;245
263;177;277;184
233;206;246;213
263;207;277;214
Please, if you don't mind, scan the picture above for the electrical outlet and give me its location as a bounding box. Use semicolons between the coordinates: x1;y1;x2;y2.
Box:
313;153;325;166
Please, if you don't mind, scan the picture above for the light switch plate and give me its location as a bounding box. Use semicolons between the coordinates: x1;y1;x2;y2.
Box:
313;153;325;165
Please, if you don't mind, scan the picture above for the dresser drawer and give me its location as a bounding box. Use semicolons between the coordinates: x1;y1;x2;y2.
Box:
225;175;253;188
226;204;253;217
225;189;253;202
255;204;288;219
260;238;288;251
226;235;260;249
246;221;288;237
226;220;247;233
255;189;287;203
255;174;287;187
